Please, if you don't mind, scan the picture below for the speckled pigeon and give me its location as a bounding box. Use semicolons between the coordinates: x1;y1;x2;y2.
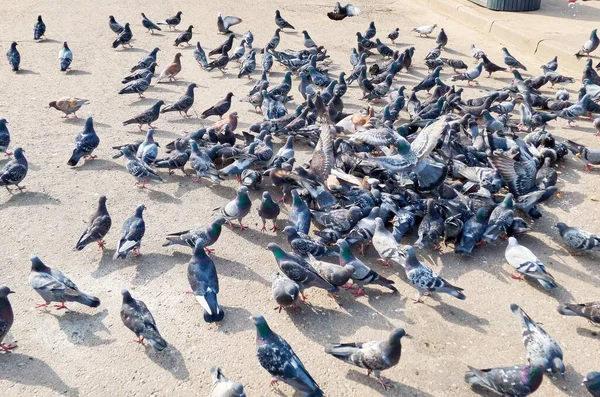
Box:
284;226;337;258
120;147;165;187
556;222;600;254
120;290;167;350
465;359;546;396
209;367;246;397
0;119;11;156
505;237;557;290
557;302;600;325
271;272;300;313
0;147;27;193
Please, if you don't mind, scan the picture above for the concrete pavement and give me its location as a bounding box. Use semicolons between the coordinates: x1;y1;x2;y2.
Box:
418;0;600;74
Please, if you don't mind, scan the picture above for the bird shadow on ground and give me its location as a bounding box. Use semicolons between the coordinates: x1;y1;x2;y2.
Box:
62;117;112;129
443;48;467;57
91;248;137;278
115;47;147;53
344;369;435;397
365;292;415;325
212;255;270;287
0;191;60;210
145;342;190;380
171;177;205;197
163;116;200;124
547;364;587;395
428;300;490;334
139;187;182;204
37;38;60;44
132;252;187;285
69;159;123;173
217;305;254;333
66;70;91;76
151;85;179;94
50;309;115;347
0;353;79;396
126;97;162;107
17;69;39;75
226;225;277;248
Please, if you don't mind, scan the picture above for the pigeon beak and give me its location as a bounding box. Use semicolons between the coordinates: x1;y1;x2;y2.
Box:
576;153;582;158
8;290;15;294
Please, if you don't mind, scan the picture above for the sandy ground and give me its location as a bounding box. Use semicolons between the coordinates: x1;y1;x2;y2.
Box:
0;1;599;396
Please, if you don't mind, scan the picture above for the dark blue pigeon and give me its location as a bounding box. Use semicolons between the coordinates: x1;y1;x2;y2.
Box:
67;117;99;166
6;42;20;72
288;189;311;234
187;240;224;323
258;191;280;232
112;23;133;48
0;118;11;156
455;208;487;255
161;83;197;117
0;147;27;193
141;13;161;33
123;100;164;130
584;372;600;397
0;286;16;352
119;73;153;98
114;205;146;259
34;15;46;40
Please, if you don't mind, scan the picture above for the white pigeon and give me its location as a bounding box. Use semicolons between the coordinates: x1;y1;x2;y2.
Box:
372;218;404;267
505;237;557;290
470;44;486;62
411;24;437;37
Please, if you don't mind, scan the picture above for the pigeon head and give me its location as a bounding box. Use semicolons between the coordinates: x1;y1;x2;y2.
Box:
109;15;116;22
121;146;135;159
501;47;508;52
155;100;165;108
282;226;297;237
121;289;134;302
584;372;600;391
266;243;286;259
550;357;565;377
13;147;25;161
176;11;183;16
135;204;146;217
401;245;417;261
237;186;249;199
30;256;49;272
0;119;7;127
141;12;147;18
63;41;69;49
98;195;107;207
84;116;94;132
225;92;234;99
187;25;194;31
188;82;198;90
250;314;272;338
10;42;17;49
213;217;227;226
174;53;182;61
262;191;272;201
388;328;407;345
0;286;15;298
193;239;208;257
507;236;518;246
555;222;568;233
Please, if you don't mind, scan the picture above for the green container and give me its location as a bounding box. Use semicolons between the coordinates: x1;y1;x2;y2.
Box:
468;0;541;11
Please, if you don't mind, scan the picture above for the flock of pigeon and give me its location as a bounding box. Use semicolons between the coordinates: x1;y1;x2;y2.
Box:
2;3;600;397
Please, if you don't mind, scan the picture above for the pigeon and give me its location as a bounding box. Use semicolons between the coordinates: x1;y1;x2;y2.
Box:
510;304;565;376
267;243;337;297
412;24;437;37
112;23;133;48
130;47;160;72
243;30;254;47
505;237;557;290
311;206;363;233
440;57;469;73
157;53;182;82
201;93;234;119
154;139;189;173
327;3;361;20
241;169;262;190
238;49;256;79
6;42;20;72
482;193;514;243
214;186;252;229
566;139;600;171
33;15;46;40
271;272;300;313
258;192;281;232
136;129;159;164
123;62;158;85
252;314;324;396
372;218;404;266
161;83;197;117
451;63;483;86
283;226;337;258
209;367;246;397
29;256;100;310
307;254;353;291
436;28;448;48
75;195;112;250
189;142;223;184
387;28;400;43
48;97;90;118
584;372;600;397
557;302;600;325
325;328;406;390
59;41;72;71
157;11;183;29
120;290;167;350
544;56;558;71
211;35;236;57
0;286;15;352
123;100;165;130
114;204;146;259
67;116;100;167
455;208;487;255
0;119;10;156
141;13;161;33
289;189;311;234
575;29;599;59
402;245;466;302
229;39;247;63
188;240;224;323
174;25;193;46
121;146;165;187
556;222;600;254
465;359;546;396
109;16;124;34
302;30;317;49
0;147;27;193
206;48;230;73
470;44;486;62
118;73;152;97
217;13;242;34
502;47;527;71
194;41;208;68
414;200;445;250
481;55;507;76
275;10;294;30
337;239;396;296
162;217;226;253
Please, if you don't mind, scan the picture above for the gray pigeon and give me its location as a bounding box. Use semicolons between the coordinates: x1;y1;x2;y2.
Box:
157;11;183;30
162;217;226;253
214;186;252;229
307;254;353;291
283;226;338;258
310;206;363;233
289;189;311;234
114;204;146;259
209;367;246;397
267;243;337;299
118;73;153;98
337;239;396;296
557;302;600;325
414;199;445;250
188;240;224;323
325;328;406;390
511;304;564;376
258;191;280;232
153;139;189;174
109;15;124;34
271;272;300;313
505;237;557;290
136;129;159;164
112;23;133;48
575;29;599;59
141;12;161;33
252;314;323;396
121;146;165;187
189;142;223;184
161;83;197;117
120;290;167;350
0;286;16;352
502;47;527;71
0;118;10;156
75;195;112;250
67;116;99;166
217;13;242;34
556;222;600;254
130;47;160;72
401;245;466;302
465;359;546;396
59;41;72;71
0;147;27;193
29;256;100;310
483;194;514;243
174;25;193;46
123;100;165;130
372;218;404;266
122;63;158;84
566;139;600;171
194;41;208;68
